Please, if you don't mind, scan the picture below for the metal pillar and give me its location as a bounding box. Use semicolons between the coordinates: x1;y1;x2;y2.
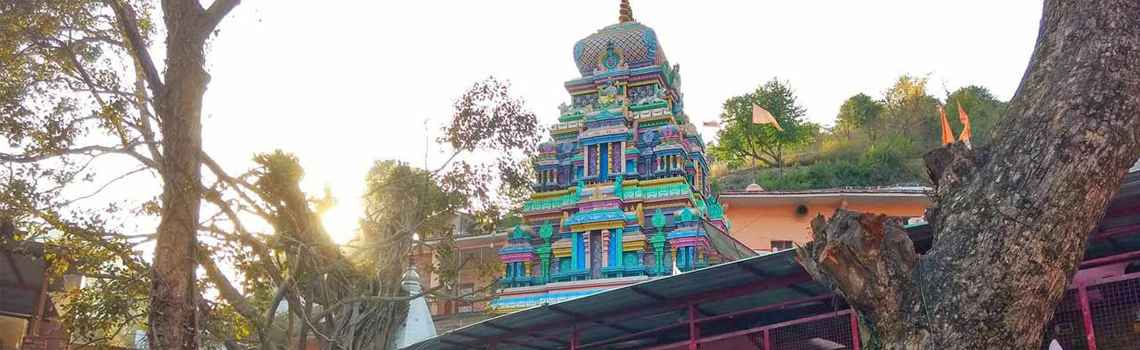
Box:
1077;286;1098;350
571;323;579;350
688;303;699;350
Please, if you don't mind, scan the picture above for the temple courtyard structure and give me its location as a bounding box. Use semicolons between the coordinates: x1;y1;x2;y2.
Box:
400;2;1140;349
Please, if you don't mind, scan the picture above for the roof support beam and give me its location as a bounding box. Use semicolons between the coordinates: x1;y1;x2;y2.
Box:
470;273;813;349
544;273;815;343
576;294;833;350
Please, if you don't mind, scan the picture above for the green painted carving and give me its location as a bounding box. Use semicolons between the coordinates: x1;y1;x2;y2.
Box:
680;207;693;222
614;175;623;198
540;221;554;242
652;208;666;233
651;208;668;275
651;233;667;275
707;201;723;219
537;243;552;283
577;180;586;200
510;225;528;240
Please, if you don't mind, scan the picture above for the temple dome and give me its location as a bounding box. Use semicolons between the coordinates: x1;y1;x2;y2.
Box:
572;3;666;76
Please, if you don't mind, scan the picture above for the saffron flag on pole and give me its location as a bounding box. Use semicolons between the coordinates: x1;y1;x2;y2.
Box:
752;104;783;131
957;101;973;148
940;106;956;146
703;120;720;127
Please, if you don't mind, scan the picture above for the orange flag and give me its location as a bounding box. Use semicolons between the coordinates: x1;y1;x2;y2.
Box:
752;104;783;131
940;106;955;146
957;101;972;148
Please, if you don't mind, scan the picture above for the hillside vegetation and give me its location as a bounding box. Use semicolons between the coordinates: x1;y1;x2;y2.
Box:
709;75;1006;192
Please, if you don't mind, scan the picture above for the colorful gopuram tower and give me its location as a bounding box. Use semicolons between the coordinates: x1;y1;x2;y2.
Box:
492;0;743;313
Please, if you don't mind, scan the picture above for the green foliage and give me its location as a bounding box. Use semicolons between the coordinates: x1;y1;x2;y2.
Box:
753;140;924;191
882;74;943;149
836;93;884;139
710;79;820;168
944;85;1006;145
711;75;1008;192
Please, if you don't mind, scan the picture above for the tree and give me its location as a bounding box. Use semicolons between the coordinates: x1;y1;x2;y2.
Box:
1;0;239;348
0;0;538;346
882;74;942;149
944;85;1007;146
711;79;819;168
796;1;1140;349
835;93;884;141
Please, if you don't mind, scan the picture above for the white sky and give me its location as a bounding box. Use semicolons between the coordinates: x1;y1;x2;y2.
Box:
193;0;1043;243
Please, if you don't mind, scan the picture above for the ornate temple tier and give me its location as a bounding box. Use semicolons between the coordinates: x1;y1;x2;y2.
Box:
492;0;745;314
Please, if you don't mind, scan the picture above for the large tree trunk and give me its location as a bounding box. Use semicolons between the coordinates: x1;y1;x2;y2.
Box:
797;1;1140;349
147;1;234;349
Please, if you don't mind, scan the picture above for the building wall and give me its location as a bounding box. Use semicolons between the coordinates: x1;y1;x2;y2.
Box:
723;201;925;252
413;235;506;318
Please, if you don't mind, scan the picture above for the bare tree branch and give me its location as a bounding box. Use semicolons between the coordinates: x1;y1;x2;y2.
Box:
106;0;163;91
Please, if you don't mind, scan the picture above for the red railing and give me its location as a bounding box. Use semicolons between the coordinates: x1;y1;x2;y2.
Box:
690;273;1140;350
694;311;857;350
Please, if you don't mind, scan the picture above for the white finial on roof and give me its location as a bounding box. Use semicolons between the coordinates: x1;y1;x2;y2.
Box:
745;183;764;192
393;265;436;348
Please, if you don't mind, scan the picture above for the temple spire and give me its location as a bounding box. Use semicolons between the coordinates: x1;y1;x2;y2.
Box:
618;0;634;23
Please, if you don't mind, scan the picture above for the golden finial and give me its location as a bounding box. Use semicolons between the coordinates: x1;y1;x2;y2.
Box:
619;0;634;23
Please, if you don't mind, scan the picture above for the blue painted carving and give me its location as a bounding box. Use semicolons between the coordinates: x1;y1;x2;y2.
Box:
599;143;609;182
624;251;639;267
603;44;620;70
575;233;585;270
628;84;655;104
572;93;599;109
643;28;658;61
567;209;625;226
573;40;586;63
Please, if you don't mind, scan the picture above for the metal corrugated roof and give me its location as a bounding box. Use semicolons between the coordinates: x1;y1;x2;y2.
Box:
401;172;1140;350
400;242;870;350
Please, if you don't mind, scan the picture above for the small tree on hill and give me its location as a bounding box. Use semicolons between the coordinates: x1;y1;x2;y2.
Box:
881;74;942;149
711;79;819;168
944;85;1007;146
836;93;885;141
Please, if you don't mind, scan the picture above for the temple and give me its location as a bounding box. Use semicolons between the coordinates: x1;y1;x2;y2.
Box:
491;0;751;313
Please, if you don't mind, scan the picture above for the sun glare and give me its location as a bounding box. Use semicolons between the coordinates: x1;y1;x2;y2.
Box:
322;201;360;245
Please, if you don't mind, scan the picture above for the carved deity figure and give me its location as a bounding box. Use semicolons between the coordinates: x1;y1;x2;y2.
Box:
598;78;623;108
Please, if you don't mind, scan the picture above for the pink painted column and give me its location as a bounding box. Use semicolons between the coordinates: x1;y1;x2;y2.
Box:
763;329;770;350
1078;286;1098;350
601;230;610;268
583;233;590;271
851;312;861;350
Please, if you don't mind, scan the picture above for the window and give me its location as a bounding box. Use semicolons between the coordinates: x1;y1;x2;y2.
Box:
456;283;474;313
771;240;794;251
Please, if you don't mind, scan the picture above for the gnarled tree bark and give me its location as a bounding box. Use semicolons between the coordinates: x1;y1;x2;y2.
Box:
798;0;1140;349
117;1;240;349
